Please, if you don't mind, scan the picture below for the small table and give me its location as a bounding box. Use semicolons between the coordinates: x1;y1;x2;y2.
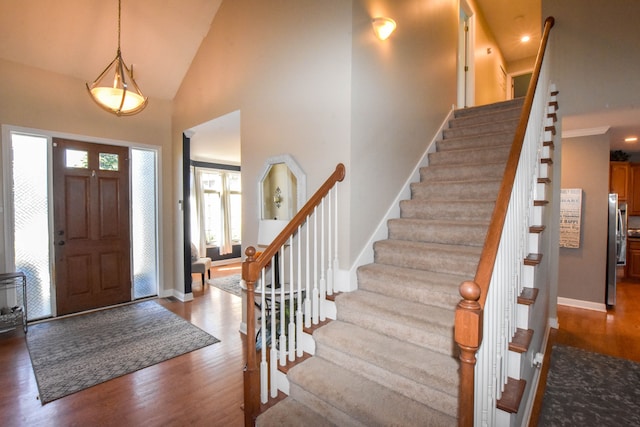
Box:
0;272;28;333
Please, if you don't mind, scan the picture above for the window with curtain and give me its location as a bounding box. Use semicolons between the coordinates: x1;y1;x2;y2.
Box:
191;167;241;255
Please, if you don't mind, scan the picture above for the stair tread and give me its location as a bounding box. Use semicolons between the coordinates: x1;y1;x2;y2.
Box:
374;239;482;276
288;357;457;426
335;290;456;355
509;328;534;353
315;321;459;401
496;377;526;414
387;217;490;247
518;287;539;305
257;398;335;427
357;263;462;310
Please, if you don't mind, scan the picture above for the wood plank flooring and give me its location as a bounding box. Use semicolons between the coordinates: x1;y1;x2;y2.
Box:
0;264;245;427
530;280;640;425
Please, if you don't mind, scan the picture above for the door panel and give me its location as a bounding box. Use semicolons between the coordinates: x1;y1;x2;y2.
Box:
53;138;131;315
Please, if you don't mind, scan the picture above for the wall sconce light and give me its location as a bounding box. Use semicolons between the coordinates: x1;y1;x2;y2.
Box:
273;187;282;208
372;17;397;41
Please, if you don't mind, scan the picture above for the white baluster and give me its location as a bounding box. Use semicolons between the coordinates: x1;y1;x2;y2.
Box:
288;235;295;362
270;261;277;398
326;190;333;296
312;207;319;325
304;220;311;328
296;225;303;358
260;268;268;403
319;199;326;322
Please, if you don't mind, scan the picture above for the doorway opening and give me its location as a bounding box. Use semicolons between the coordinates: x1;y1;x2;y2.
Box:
4;129;160;319
183;110;242;297
457;1;475;108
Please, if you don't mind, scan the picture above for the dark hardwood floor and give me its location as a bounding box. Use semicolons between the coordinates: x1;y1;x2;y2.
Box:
0;263;245;427
530;280;640;425
2;264;637;426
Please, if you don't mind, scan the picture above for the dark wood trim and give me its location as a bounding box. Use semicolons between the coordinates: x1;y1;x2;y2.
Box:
183;133;192;295
191;159;241;171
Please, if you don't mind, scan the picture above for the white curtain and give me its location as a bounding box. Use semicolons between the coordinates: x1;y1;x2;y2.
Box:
219;172;233;255
191;168;207;257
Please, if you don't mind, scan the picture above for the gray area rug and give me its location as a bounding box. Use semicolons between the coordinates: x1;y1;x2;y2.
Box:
209;274;241;296
539;344;640;426
26;300;219;404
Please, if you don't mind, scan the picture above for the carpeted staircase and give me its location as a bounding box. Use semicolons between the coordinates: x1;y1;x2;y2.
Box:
257;98;525;426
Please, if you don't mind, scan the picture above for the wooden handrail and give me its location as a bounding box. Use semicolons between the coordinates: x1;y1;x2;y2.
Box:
455;17;555;426
242;163;346;426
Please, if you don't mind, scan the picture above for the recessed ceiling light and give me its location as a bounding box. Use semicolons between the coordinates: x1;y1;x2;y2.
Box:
625;136;638;143
521;35;531;43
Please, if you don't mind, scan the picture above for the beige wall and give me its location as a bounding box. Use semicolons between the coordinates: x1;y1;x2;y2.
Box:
172;0;352;288
543;0;640;117
0;58;175;293
173;0;464;275
559;133;609;304
348;0;459;262
469;1;508;105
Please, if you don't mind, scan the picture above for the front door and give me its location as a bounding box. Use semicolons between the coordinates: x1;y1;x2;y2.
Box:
53;138;132;315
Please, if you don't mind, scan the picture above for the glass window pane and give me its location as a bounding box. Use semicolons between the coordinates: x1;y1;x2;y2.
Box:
65;149;88;168
131;149;158;299
11;133;52;320
230;193;242;242
99;152;119;171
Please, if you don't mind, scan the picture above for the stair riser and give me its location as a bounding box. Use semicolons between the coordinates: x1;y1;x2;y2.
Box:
287;382;366;427
357;272;459;310
420;163;507;182
314;344;459;417
373;244;479;276
436;132;514;151
428;147;510;166
387;220;488;247
400;200;495;222
335;307;456;356
448;107;522;128
411;181;501;201
453;98;524;118
443;119;519;139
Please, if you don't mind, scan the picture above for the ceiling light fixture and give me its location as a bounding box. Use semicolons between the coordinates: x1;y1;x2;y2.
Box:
372;17;397;41
625;136;638;143
521;35;531;43
86;0;147;116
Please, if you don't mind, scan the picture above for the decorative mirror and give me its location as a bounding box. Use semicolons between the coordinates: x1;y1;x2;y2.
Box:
257;154;306;221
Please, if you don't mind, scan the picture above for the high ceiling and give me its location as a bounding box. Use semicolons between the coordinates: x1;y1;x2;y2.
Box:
474;0;541;64
0;0;222;101
1;1;637;153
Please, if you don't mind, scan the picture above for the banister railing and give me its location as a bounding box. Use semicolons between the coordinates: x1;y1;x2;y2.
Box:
242;163;346;427
454;16;555;426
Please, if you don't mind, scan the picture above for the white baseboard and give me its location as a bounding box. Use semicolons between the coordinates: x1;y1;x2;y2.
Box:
557;296;606;312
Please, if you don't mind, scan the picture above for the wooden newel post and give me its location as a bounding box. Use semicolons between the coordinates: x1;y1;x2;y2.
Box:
455;280;483;427
243;246;260;427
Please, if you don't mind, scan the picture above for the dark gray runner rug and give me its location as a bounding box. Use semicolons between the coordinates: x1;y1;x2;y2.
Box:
26;300;219;404
539;344;640;426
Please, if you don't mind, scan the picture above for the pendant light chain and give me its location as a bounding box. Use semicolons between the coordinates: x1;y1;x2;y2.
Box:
117;0;121;52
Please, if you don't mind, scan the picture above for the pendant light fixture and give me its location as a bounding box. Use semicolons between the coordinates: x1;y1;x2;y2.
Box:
86;0;147;116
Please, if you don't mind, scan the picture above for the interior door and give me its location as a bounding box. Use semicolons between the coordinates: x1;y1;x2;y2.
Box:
53;138;132;315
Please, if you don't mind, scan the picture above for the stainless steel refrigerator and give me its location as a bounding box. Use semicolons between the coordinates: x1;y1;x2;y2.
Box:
607;193;627;307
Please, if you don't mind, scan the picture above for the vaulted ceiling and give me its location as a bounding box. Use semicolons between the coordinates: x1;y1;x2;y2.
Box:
1;1;637;152
0;0;222;101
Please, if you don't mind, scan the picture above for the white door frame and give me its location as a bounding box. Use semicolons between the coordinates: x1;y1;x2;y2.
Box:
457;0;475;108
